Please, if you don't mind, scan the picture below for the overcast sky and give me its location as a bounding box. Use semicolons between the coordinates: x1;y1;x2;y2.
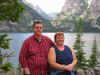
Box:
24;0;65;14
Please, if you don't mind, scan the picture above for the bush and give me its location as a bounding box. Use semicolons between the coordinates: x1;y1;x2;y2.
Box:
0;34;14;72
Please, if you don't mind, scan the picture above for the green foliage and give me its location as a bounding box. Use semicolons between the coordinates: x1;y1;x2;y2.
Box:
96;16;100;26
0;34;12;64
73;17;88;70
17;64;22;72
0;34;14;72
88;37;99;68
0;34;12;49
73;17;100;32
0;56;3;65
0;62;14;72
0;0;25;22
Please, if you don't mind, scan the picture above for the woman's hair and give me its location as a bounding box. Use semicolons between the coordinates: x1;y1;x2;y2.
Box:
54;32;64;42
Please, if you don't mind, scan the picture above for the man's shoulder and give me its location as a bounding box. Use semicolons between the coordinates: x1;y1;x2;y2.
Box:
24;35;34;43
42;35;51;40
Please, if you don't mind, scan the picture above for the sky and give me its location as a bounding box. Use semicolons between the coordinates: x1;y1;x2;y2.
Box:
24;0;65;14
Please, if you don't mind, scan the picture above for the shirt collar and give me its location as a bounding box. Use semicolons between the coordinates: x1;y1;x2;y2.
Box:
33;34;43;43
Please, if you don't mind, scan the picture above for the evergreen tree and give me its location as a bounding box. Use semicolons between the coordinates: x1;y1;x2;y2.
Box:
88;37;99;68
73;17;88;70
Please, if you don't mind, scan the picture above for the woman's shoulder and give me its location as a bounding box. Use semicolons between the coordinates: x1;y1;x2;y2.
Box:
50;45;59;51
50;45;56;50
64;45;74;53
49;47;56;53
64;45;72;51
64;45;70;48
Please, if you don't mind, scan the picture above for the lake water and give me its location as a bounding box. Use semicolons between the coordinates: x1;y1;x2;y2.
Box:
0;33;100;69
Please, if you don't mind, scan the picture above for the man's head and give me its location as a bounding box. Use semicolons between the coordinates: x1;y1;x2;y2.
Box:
32;20;43;36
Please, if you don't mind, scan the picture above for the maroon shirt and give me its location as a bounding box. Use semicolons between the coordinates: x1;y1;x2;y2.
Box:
19;34;54;75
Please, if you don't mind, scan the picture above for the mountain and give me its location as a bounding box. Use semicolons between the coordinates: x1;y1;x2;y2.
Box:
60;0;87;17
0;1;54;32
0;0;100;32
51;0;100;32
89;0;100;18
48;13;58;19
34;5;52;20
51;0;88;32
87;0;100;29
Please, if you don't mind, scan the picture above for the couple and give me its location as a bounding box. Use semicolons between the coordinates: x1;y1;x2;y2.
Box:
19;20;77;75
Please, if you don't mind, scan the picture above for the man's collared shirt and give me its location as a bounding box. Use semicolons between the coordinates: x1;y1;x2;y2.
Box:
19;34;54;75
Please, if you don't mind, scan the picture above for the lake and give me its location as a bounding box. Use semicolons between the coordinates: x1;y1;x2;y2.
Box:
0;33;100;69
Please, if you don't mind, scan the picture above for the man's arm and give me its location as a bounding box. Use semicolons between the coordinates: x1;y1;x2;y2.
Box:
46;36;55;46
19;40;30;74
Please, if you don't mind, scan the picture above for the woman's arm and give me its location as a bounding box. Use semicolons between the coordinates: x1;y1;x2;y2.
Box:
48;47;77;72
70;48;77;67
64;48;77;71
48;47;66;70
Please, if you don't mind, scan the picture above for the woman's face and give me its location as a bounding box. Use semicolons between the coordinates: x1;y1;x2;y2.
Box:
56;35;64;45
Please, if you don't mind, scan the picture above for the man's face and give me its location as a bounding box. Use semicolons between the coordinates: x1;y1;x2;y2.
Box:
33;23;43;36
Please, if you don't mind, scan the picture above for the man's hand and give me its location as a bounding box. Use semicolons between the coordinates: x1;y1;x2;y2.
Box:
24;67;30;74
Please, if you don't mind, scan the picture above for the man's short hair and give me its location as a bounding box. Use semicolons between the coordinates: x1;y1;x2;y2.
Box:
33;20;43;27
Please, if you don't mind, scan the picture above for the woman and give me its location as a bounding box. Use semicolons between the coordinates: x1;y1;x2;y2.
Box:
48;32;77;75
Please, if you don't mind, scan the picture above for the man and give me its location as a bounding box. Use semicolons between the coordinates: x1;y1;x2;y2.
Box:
19;20;54;75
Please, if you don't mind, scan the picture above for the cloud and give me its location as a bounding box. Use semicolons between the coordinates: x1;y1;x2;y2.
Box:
25;0;65;14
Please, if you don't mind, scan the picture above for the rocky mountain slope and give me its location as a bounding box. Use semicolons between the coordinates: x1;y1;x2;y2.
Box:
0;0;100;32
51;0;100;32
0;1;53;32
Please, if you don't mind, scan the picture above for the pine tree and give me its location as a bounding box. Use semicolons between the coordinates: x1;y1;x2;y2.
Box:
73;17;88;70
88;37;99;68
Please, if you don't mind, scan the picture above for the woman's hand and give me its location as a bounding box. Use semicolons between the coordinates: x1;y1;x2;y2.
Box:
24;67;30;74
64;64;73;72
